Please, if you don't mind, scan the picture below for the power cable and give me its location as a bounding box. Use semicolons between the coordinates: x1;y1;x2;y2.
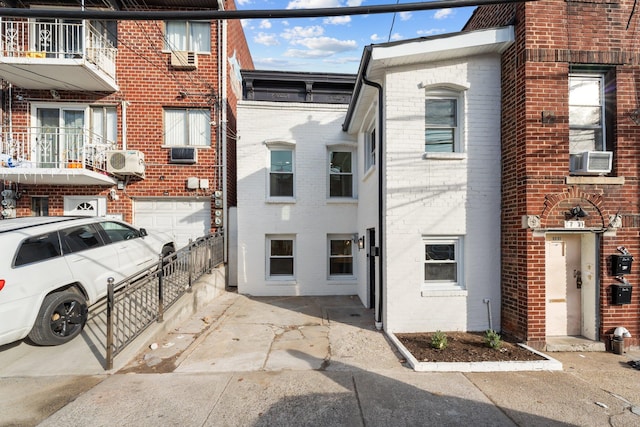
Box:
388;0;401;42
0;0;537;20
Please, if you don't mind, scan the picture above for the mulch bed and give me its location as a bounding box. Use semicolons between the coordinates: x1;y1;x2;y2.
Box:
395;331;547;363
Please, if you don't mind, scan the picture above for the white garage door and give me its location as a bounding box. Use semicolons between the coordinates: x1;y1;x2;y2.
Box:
134;198;211;250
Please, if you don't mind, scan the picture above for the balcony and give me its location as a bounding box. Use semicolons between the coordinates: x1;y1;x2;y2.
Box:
0;18;118;91
0;127;117;185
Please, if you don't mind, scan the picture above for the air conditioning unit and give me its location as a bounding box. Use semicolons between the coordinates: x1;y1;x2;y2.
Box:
170;147;197;164
170;51;197;69
106;150;145;178
570;151;612;175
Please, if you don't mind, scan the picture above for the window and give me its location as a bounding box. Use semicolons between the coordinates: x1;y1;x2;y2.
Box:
268;237;294;278
165;21;210;53
90;106;117;146
425;90;461;153
569;74;605;154
328;236;354;277
365;128;376;170
424;237;462;288
60;225;104;254
164;108;211;147
14;233;61;267
269;149;294;197
329;151;353;197
31;197;49;216
98;221;141;243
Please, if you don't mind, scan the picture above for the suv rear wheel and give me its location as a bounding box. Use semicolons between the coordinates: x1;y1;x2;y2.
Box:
28;290;88;346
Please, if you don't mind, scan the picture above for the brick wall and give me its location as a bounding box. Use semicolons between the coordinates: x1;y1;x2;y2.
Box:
467;0;640;348
5;3;253;233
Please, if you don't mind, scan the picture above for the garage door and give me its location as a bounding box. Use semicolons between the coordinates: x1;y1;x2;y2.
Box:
134;198;211;250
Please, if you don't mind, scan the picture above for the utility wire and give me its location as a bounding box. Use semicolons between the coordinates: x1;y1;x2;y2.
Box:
0;0;537;20
388;0;401;42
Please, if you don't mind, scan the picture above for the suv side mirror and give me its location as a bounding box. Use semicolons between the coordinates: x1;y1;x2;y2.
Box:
139;228;148;237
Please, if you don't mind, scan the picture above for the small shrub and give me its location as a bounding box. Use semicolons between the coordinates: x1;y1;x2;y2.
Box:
431;330;448;350
484;329;502;349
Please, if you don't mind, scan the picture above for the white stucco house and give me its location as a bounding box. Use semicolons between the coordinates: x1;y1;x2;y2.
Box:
234;26;514;334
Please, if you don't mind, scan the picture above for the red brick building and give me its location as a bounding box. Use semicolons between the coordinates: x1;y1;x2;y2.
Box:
0;0;252;248
465;1;640;350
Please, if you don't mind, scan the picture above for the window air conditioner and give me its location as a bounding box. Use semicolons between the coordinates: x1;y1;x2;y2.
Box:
170;51;197;69
570;151;612;175
106;150;145;178
170;147;197;164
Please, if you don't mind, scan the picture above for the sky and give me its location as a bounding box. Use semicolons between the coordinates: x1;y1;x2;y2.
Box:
237;0;476;74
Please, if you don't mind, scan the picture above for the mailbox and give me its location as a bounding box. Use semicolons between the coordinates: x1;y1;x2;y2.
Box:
611;255;633;276
611;284;633;305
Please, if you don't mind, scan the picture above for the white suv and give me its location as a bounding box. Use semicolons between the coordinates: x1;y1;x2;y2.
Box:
0;216;175;346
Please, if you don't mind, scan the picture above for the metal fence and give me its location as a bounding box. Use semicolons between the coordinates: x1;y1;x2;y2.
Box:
105;230;224;370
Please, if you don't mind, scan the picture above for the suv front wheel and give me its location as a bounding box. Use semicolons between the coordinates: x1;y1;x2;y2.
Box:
28;290;88;346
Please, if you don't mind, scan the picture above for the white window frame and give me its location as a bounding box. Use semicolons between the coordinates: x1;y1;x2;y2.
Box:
89;106;117;146
423;236;464;290
424;88;464;154
364;128;376;171
266;235;295;280
328;234;355;279
267;147;295;199
164;20;211;53
328;149;355;198
163;108;211;147
569;74;606;158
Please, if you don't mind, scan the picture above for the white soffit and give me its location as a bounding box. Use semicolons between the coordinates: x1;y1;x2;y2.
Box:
369;26;515;70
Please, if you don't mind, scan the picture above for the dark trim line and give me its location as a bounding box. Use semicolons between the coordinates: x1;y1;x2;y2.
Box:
362;75;384;328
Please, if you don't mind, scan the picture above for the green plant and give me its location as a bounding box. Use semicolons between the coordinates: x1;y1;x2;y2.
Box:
431;330;448;350
484;329;503;349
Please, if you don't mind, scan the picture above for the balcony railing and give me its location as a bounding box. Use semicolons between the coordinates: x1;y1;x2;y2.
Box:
0;18;116;80
0;126;116;172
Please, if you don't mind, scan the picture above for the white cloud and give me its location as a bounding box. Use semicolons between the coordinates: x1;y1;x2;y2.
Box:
283;36;357;59
236;0;251;5
417;28;446;37
389;33;403;41
291;36;356;52
281;25;324;40
254;32;279;46
399;12;412;21
370;33;384;42
253;57;299;70
284;48;333;59
324;16;351;25
259;20;272;29
346;0;362;6
241;19;250;28
287;0;342;9
434;9;454;20
323;56;360;65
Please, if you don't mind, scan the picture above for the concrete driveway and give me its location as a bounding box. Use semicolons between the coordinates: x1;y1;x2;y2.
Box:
3;284;640;426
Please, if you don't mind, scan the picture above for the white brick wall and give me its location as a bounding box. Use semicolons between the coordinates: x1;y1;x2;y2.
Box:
236;53;502;332
236;101;358;296
380;54;502;333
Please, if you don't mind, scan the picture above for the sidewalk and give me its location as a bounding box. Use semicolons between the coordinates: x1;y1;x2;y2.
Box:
34;291;640;426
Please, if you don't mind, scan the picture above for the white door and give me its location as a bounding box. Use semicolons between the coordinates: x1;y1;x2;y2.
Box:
546;234;582;336
134;198;211;249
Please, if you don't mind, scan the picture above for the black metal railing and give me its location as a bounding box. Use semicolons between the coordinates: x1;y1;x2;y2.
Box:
105;230;224;370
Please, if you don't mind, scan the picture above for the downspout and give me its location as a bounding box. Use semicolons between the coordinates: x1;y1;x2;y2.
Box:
217;0;228;264
362;75;384;330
